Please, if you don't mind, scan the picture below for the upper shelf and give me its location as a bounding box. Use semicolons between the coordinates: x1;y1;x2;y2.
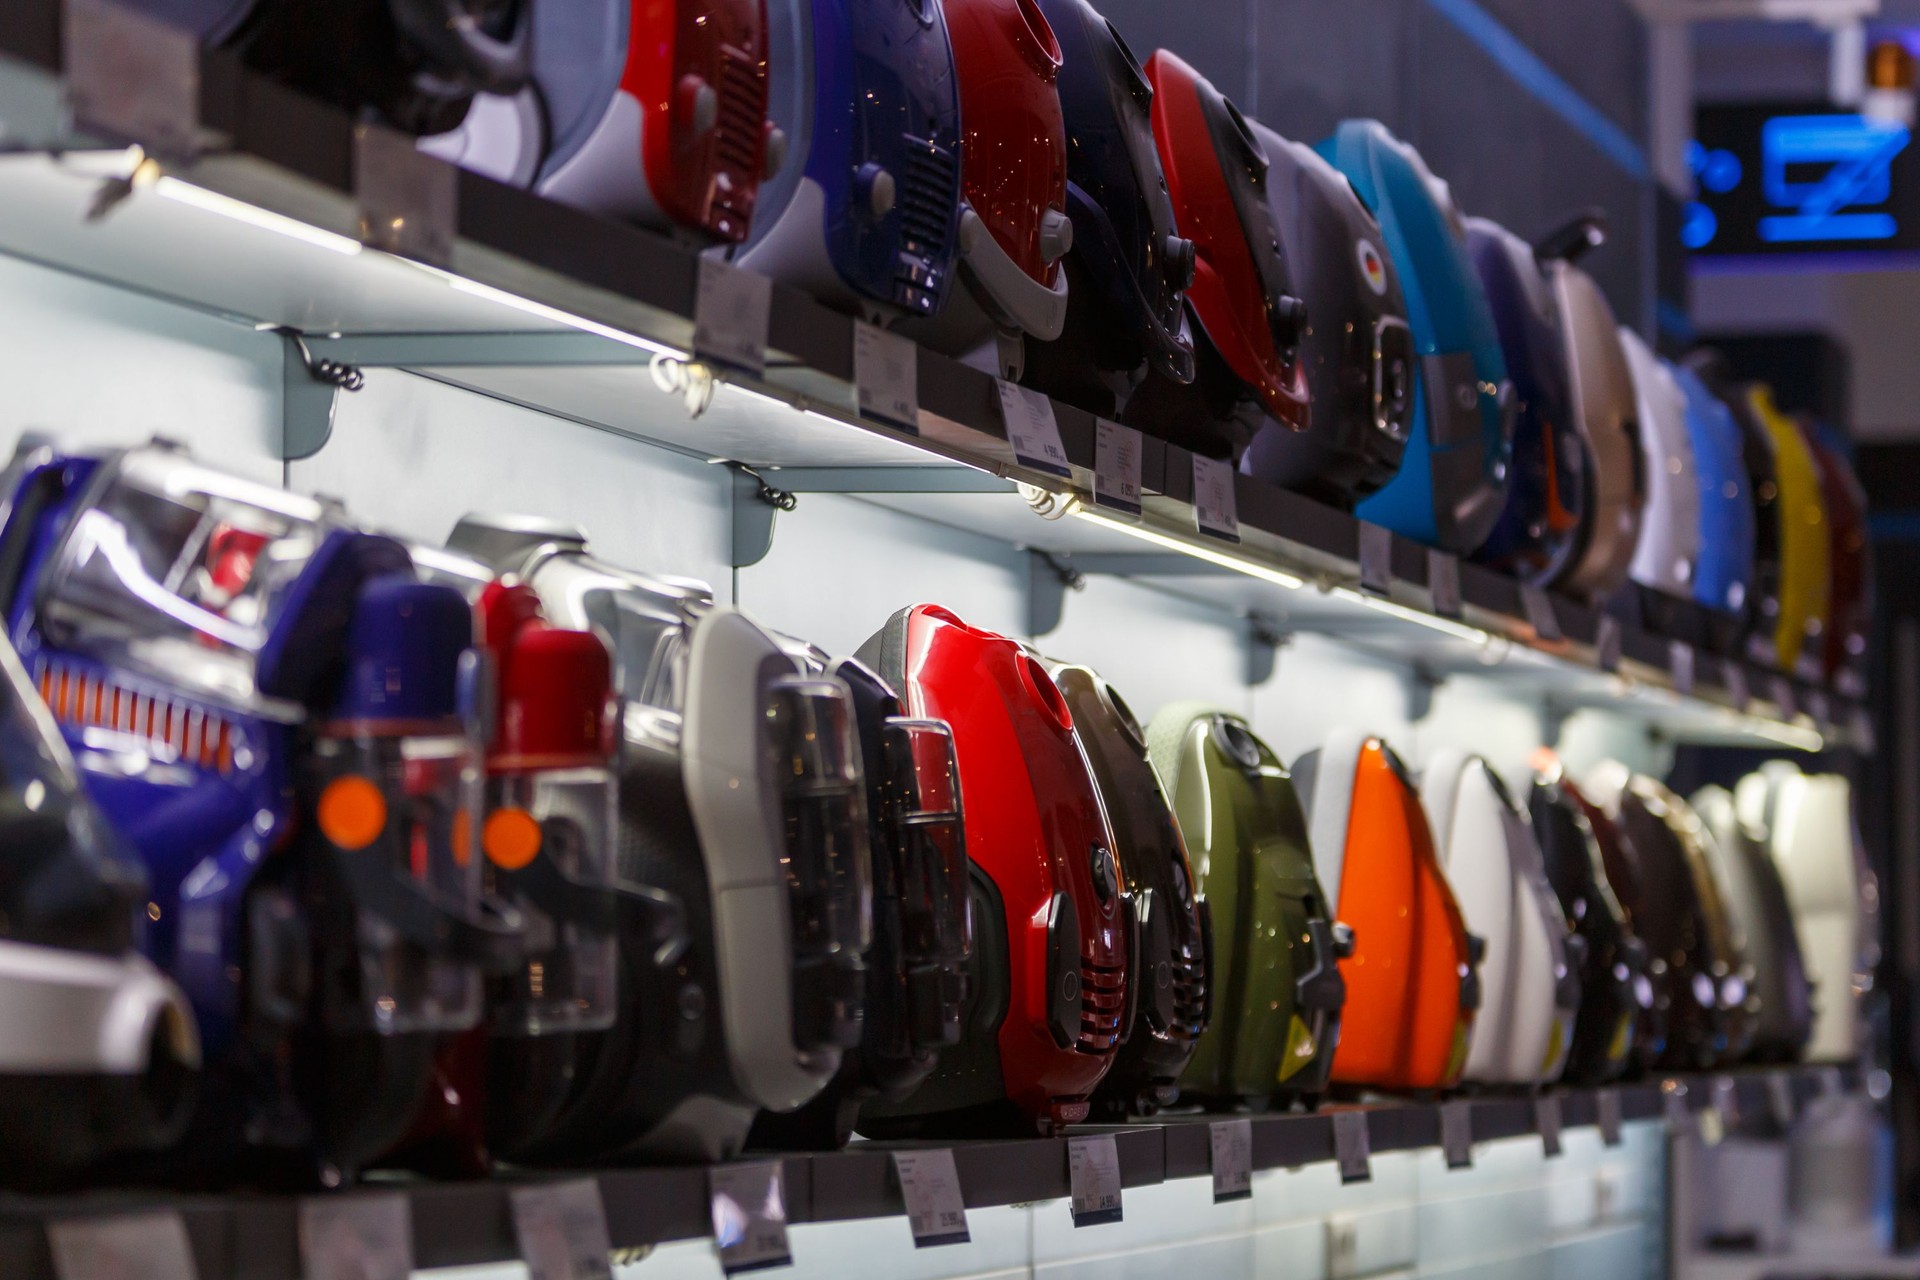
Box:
0;13;1868;751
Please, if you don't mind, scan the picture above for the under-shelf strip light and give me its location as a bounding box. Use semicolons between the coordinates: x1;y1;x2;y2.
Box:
154;177;364;257
429;272;685;359
1072;507;1307;590
1325;584;1493;648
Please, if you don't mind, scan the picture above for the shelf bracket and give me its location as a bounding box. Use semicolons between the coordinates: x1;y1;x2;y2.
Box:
1027;550;1085;637
1246;613;1289;687
279;329;365;461
1405;664;1445;722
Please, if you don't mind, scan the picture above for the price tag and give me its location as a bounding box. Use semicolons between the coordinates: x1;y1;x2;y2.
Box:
1723;660;1751;711
1536;1094;1564;1159
1067;1135;1124;1227
709;1162;792;1274
1771;675;1799;723
1807;689;1833;734
1669;641;1696;697
1192;454;1240;542
63;0;202;158
298;1193;414;1280
1663;1081;1694;1138
1209;1118;1254;1203
1358;522;1393;596
1093;419;1144;517
1597;1089;1624;1148
354;123;458;267
693;258;773;376
1520;585;1561;643
49;1212;198;1280
1747;632;1779;668
1428;550;1463;619
1332;1110;1371;1185
996;380;1072;478
853;321;919;432
892;1150;970;1248
1595;615;1622;673
511;1179;613;1280
1698;1105;1726;1147
1822;1067;1845;1098
1768;1074;1799;1130
1440;1100;1474;1170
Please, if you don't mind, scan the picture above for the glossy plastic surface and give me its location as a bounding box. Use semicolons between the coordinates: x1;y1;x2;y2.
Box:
1621;331;1701;600
1020;0;1193;417
1564;779;1668;1073
1325;120;1512;553
1052;667;1208;1118
532;0;772;241
1466;218;1585;584
858;606;1125;1135
1751;388;1831;672
1551;260;1643;601
745;0;964;318
1694;785;1814;1063
1689;356;1782;643
1532;764;1646;1086
1147;706;1339;1106
1810;435;1872;682
1293;731;1475;1092
1124;50;1307;459
1674;363;1755;616
1422;751;1571;1085
1242;126;1413;508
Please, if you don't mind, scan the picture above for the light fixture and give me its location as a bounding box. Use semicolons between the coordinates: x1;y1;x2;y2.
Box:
428;271;685;358
1071;507;1308;590
1325;584;1493;647
155;176;365;257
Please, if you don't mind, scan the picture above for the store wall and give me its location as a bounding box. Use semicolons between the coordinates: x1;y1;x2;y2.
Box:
1087;0;1656;334
0;252;1670;789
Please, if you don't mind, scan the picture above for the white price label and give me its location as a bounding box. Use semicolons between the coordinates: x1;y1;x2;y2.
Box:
1440;1100;1474;1170
1093;419;1144;516
1822;1067;1846;1098
693;257;772;375
1768;1074;1798;1131
1192;454;1240;542
1747;632;1779;668
1595;615;1622;673
1067;1134;1124;1227
1698;1105;1726;1147
853;320;919;432
892;1150;970;1248
998;380;1072;478
1597;1089;1624;1148
1536;1094;1564;1159
299;1193;414;1280
354;123;458;267
709;1162;792;1275
63;0;201;158
1358;521;1393;596
1209;1118;1254;1203
1669;641;1696;696
1332;1110;1371;1185
1520;585;1561;643
1428;550;1463;618
1808;689;1833;733
1771;676;1800;723
1723;660;1751;710
49;1212;198;1280
511;1179;614;1280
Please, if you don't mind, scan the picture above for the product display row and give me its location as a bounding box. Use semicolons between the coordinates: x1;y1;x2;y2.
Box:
0;442;1872;1198
94;0;1873;690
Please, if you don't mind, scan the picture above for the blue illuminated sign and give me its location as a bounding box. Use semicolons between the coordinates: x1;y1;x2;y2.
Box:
1692;102;1920;258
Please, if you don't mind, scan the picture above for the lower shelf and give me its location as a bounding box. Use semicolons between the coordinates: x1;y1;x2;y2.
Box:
0;1065;1856;1279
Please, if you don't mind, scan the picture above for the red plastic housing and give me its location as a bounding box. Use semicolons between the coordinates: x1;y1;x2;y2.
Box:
623;0;772;242
1144;49;1307;428
891;605;1126;1130
945;0;1068;285
477;581;617;771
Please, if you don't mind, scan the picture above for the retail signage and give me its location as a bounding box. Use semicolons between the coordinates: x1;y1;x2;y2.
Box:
1689;102;1920;257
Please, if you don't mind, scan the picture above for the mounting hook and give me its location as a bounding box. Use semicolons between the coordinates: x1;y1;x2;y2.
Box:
1246;613;1289;687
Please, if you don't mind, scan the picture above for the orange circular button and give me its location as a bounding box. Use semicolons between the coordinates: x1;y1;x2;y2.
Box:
317;776;387;851
482;808;542;870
